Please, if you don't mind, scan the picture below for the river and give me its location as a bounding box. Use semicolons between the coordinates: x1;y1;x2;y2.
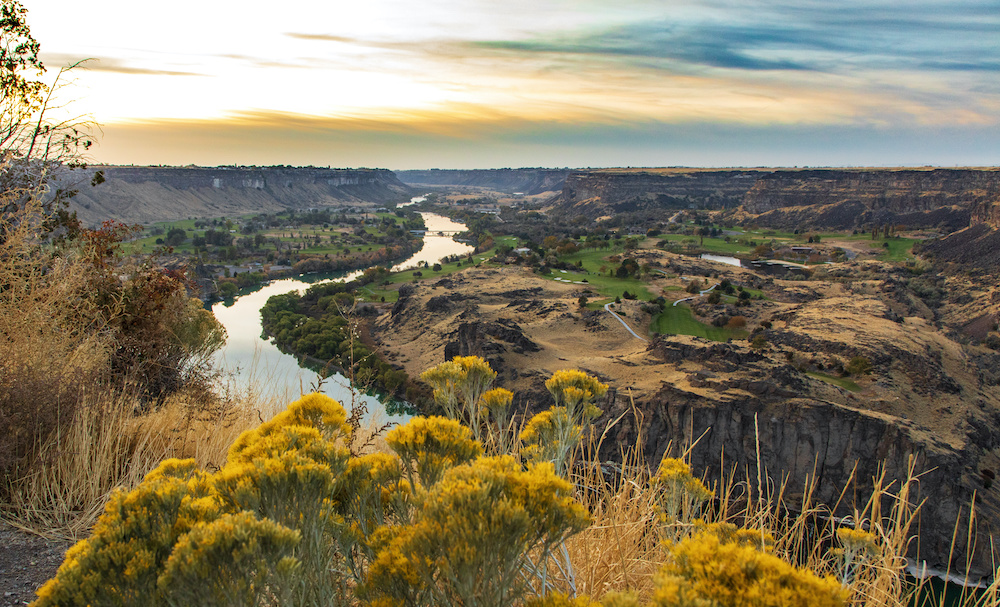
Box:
210;210;473;422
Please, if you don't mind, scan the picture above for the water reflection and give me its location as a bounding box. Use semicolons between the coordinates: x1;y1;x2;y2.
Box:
211;212;470;422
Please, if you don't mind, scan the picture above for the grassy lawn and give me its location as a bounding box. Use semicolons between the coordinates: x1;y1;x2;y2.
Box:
650;305;747;341
806;371;862;392
878;238;917;262
656;234;754;255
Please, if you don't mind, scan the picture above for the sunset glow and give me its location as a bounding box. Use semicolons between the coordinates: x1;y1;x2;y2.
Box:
26;0;1000;168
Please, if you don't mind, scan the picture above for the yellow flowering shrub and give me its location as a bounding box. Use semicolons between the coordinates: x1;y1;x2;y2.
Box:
835;526;879;584
545;369;608;423
520;407;579;475
361;455;590;607
419;360;465;419
34;382;858;607
156;512;301;607
420;355;498;441
386;415;482;488
213;394;358;606
650;526;847;607
227;392;350;465
34;458;218;607
654;458;714;524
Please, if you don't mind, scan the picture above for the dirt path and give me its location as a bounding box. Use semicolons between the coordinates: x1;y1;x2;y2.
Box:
0;522;69;606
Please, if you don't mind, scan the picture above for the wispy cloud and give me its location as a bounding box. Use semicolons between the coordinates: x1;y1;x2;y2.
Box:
470;1;1000;76
40;54;205;77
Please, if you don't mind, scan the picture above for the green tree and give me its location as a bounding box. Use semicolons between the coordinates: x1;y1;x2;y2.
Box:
1;0;96;242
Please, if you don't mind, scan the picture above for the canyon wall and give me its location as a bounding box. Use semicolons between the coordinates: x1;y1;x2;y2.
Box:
554;167;1000;231
558;169;762;215
601;386;997;579
396;168;570;195
59;166;412;226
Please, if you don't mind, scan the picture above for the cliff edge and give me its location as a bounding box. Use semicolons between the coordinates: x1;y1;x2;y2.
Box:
59;166;413;226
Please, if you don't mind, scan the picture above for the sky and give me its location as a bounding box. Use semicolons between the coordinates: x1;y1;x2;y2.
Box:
24;0;1000;169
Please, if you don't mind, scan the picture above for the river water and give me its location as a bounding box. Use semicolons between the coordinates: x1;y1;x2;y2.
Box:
210;210;473;421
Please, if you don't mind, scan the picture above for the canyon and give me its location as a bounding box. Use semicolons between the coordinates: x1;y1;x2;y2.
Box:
395;168;570;196
370;253;1000;580
59;165;412;226
552;167;1000;232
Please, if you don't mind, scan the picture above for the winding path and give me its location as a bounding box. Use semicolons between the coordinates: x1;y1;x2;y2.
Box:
672;280;721;306
603;303;648;342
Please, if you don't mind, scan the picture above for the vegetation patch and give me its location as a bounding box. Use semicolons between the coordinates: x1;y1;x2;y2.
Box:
650;305;745;341
806;371;863;392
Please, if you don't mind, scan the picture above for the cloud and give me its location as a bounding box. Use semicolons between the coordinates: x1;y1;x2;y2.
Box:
469;1;1000;75
285;33;358;44
39;54;204;77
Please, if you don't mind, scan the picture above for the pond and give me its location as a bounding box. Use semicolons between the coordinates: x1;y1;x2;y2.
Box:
700;253;742;267
211;211;472;422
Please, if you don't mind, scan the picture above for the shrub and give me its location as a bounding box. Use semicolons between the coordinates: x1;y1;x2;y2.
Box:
651;526;846;607
846;356;873;376
727;315;747;329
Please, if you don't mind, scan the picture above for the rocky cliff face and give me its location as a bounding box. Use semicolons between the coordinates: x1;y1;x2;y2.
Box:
372;259;1000;580
558;169;761;215
58;166;412;225
552;167;1000;231
597;335;1000;581
971;197;1000;229
395;168;570;195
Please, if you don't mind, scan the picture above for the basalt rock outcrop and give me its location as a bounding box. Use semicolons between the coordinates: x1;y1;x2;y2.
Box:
557;169;762;216
59;165;412;226
599;335;1000;581
396;168;570;195
551;167;1000;232
920;197;1000;270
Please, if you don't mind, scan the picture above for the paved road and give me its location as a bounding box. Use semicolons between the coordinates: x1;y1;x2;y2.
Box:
603;303;648;342
673;281;721;306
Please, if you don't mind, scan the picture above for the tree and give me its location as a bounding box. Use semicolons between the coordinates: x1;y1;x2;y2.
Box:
1;0;96;242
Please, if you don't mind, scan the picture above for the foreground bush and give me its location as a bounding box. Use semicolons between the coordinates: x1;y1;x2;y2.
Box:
33;361;864;607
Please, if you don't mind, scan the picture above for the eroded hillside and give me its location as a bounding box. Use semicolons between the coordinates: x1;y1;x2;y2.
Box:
371;255;1000;579
58;166;412;226
551;167;1000;232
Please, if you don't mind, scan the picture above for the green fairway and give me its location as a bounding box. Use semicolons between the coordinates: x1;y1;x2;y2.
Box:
650;305;747;341
655;234;754;255
877;238;917;262
806;371;862;392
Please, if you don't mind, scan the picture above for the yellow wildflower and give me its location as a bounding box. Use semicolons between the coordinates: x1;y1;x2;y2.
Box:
652;527;847;607
386;416;482;487
363;455;588;607
157;512;301;606
654;458;713;523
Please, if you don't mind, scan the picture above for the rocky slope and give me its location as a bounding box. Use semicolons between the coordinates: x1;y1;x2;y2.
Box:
917;190;1000;271
556;168;763;216
57;166;413;226
371;256;1000;579
551;167;1000;231
395;168;570;196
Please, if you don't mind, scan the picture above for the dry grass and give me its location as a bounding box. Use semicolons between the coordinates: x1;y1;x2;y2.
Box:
3;381;284;539
545;402;1000;606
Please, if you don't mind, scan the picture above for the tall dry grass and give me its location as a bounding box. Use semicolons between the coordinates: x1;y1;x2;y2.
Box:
0;195;287;538
555;401;1000;606
3;376;286;539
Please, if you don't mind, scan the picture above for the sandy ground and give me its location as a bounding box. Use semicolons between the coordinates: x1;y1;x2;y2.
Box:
0;522;68;606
